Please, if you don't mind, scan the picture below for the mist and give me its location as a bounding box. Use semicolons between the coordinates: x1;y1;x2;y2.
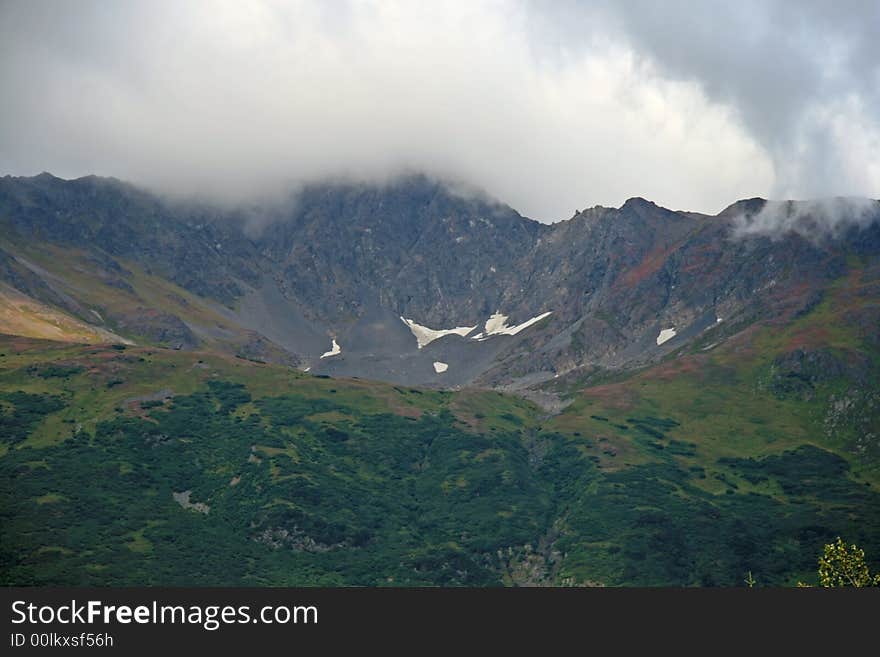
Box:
732;197;880;241
1;1;877;223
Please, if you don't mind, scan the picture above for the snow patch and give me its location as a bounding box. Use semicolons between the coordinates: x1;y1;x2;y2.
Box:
716;317;723;324
320;339;341;359
656;328;676;346
473;311;553;340
433;361;449;373
402;311;552;347
400;317;476;348
485;312;509;334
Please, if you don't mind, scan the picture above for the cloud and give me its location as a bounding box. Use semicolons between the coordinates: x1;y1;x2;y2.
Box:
537;0;880;202
0;1;876;221
732;197;880;241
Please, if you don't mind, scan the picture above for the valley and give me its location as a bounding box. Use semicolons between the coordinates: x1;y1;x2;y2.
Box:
1;173;878;586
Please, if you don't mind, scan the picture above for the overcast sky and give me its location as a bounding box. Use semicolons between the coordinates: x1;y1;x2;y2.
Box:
1;0;878;221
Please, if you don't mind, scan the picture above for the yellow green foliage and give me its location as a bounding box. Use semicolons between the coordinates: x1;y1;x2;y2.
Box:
817;537;880;587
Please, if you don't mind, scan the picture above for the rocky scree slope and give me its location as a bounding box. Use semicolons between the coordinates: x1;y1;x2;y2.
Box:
0;172;878;389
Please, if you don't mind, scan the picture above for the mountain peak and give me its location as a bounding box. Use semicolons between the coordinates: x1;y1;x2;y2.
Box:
620;196;656;210
717;197;767;218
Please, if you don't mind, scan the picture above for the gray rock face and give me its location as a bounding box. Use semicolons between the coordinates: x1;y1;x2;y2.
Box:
1;172;878;388
107;307;197;350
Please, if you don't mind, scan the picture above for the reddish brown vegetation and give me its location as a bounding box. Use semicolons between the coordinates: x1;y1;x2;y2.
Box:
620;244;676;288
581;382;637;410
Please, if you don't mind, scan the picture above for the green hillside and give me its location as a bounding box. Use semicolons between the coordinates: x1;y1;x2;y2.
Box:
2;262;878;588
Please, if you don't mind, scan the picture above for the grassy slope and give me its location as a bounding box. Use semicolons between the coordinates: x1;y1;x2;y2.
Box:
0;283;129;345
0;336;551;585
0;238;292;360
541;262;880;584
1;264;878;586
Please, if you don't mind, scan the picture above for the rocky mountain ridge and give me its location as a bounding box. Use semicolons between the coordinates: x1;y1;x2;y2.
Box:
1;172;878;389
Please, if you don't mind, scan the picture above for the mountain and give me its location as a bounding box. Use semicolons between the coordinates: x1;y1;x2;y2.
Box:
2;172;877;390
1;173;879;586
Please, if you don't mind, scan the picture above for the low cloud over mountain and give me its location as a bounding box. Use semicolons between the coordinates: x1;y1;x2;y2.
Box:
2;1;877;221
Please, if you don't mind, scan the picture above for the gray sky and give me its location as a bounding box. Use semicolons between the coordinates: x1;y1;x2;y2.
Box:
1;0;877;221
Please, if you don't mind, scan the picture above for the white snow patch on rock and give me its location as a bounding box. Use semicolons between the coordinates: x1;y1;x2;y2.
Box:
473;311;553;340
433;361;449;373
402;312;552;346
716;317;723;324
320;339;342;359
484;312;509;334
656;328;677;346
400;317;476;349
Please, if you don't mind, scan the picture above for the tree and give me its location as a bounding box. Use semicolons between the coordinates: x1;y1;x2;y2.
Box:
816;537;880;588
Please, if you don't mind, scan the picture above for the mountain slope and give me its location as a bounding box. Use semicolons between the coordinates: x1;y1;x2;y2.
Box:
1;173;879;586
1;173;878;390
1;320;877;586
